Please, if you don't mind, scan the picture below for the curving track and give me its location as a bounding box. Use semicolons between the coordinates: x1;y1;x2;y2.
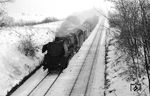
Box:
11;17;106;96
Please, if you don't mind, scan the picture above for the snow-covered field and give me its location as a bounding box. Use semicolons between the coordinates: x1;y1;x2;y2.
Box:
33;21;63;32
0;21;62;95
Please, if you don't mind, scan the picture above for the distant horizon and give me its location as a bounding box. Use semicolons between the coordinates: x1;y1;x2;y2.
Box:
5;0;112;21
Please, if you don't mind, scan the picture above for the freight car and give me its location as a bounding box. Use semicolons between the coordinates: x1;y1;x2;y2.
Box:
42;28;88;73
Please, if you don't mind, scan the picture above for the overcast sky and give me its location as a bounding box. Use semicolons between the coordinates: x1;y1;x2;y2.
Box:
6;0;112;21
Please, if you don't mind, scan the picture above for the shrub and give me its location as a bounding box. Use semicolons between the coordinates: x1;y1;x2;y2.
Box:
18;34;37;58
0;15;15;27
108;13;122;28
41;17;59;23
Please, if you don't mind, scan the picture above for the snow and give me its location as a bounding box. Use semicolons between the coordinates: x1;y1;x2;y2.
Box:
10;16;106;96
45;17;106;96
86;18;107;96
29;74;58;96
106;28;150;96
33;21;63;32
0;21;62;95
0;4;120;95
11;68;47;96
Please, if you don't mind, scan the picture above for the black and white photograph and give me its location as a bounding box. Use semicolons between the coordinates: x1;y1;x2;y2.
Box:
0;0;149;96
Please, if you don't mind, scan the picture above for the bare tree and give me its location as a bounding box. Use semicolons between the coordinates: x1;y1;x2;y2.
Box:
108;0;150;93
138;0;150;92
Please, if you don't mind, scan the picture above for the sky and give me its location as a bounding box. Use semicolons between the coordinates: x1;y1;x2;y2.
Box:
6;0;112;21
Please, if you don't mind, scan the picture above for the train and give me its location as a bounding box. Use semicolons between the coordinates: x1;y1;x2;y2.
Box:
41;22;94;73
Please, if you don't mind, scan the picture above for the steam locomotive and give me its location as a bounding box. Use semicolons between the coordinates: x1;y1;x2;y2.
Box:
42;25;91;73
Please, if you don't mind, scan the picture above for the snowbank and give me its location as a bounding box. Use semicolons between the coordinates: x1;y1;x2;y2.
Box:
0;26;56;95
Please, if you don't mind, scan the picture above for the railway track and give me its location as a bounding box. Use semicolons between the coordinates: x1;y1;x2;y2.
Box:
68;19;104;96
11;17;105;96
44;18;105;96
10;67;63;96
27;71;61;96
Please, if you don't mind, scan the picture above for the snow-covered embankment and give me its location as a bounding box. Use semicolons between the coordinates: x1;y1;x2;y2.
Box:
0;21;62;95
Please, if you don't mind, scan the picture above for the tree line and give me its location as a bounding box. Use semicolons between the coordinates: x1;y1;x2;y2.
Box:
108;0;150;94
